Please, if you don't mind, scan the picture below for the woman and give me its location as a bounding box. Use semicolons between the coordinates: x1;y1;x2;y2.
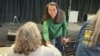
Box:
7;21;61;56
42;2;68;54
75;9;100;56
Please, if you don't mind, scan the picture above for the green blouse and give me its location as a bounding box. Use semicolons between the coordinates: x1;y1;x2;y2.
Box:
42;15;67;41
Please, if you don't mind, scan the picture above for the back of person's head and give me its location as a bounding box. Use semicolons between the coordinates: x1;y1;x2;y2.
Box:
13;21;42;55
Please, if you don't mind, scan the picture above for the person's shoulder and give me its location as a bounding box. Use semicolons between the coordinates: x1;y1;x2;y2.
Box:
35;45;55;56
41;45;53;52
39;45;61;56
42;45;62;56
43;19;52;24
5;44;15;56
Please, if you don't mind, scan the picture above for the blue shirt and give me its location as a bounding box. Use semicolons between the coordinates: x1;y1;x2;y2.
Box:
75;20;100;56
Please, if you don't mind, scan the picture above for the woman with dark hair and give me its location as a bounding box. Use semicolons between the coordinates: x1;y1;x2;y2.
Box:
75;9;100;56
42;2;68;55
7;21;61;56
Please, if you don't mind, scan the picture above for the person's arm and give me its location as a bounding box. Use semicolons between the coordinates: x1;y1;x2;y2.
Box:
62;13;67;38
62;13;68;44
43;21;51;46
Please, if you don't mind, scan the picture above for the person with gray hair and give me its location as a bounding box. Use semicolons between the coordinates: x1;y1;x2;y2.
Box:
7;21;61;56
75;9;100;56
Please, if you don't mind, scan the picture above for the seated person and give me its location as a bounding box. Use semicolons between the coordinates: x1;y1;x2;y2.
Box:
7;21;61;56
75;9;100;56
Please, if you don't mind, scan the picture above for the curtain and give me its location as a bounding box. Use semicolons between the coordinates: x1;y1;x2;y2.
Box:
71;0;100;22
0;0;100;23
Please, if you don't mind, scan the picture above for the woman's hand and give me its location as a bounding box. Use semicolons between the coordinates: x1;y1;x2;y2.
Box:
62;37;70;45
45;40;51;46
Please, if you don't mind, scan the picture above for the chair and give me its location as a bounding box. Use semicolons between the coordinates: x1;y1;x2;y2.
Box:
64;38;76;56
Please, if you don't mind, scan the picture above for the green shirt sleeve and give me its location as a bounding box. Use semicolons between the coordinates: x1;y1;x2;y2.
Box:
43;21;49;41
62;13;68;37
